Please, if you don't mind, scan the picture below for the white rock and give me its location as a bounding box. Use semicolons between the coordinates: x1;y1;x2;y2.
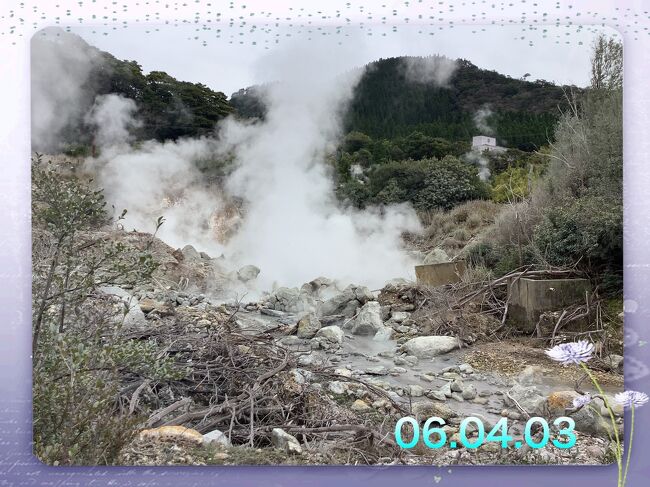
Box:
203;429;231;447
328;381;348;395
402;336;459;358
373;326;393;342
315;325;344;344
349;301;383;336
271;428;302;454
409;385;425;397
334;367;352;378
391;311;411;323
237;265;260;282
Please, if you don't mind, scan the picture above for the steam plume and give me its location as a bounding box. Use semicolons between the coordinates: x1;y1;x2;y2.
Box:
402;55;457;86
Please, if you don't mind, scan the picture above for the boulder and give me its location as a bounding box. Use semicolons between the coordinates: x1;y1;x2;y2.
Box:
271;428;302;454
203;429;231;447
347;301;383;335
461;385;478;401
401;336;459;358
100;286;149;332
315;325;344;344
409;385;425;397
423;247;450;265
412;401;457;421
269;287;314;313
181;244;201;261
353;286;375;304
297;313;322;339
318;287;359;317
425;390;447;401
505;383;546;415
237;265;260;282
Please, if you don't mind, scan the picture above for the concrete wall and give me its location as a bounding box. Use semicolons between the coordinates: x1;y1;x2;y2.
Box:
507;277;592;332
415;261;466;287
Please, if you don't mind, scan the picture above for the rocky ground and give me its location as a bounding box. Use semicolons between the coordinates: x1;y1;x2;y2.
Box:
89;230;624;466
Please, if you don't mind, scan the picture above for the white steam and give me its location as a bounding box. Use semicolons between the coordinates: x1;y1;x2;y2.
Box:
473;106;495;136
83;43;422;291
31;27;101;151
403;55;457;86
464;151;491;182
85;94;139;148
218;46;422;290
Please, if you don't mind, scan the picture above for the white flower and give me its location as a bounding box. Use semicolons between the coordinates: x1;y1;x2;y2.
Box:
572;393;592;409
614;390;649;409
545;340;594;365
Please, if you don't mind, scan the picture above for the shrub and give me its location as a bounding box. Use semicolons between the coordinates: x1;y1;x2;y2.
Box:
413;156;489;211
533;195;622;276
31;156;172;465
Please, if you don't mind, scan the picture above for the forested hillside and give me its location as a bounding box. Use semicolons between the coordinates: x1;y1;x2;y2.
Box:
232;56;573;150
32;31;233;152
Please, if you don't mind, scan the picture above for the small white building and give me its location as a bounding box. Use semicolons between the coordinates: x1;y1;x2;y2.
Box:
472;135;506;153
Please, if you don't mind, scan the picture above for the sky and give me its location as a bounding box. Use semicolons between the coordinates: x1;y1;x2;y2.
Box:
66;21;620;97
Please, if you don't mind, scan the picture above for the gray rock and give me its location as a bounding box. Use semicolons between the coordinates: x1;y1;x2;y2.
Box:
412;401;457;421
450;379;464;393
423;247;450;265
604;354;624;373
390;367;407;375
391;311;411;323
425;390;447;401
353;286;375;304
318;287;358;317
235;314;276;333
260;308;285;318
315;325;344;344
365;365;389;376
505;383;546;415
401;336;459;358
458;363;474;374
518;365;546;386
439;382;453;398
450;392;465;402
349;301;383;335
328;381;348;395
373;327;393;342
409;385;425;397
270;287;315;313
203;429;231;447
461;385;478;400
181;244;201;261
271;428;302;454
237;265;260;282
297;313;322;338
100;286;149;332
380;305;392;321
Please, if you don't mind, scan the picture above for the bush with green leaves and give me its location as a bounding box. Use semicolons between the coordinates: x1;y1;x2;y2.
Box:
413;156;489;211
31;155;179;465
533;195;622;278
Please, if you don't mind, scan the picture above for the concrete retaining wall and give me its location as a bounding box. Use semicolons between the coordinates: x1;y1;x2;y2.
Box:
415;261;466;287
